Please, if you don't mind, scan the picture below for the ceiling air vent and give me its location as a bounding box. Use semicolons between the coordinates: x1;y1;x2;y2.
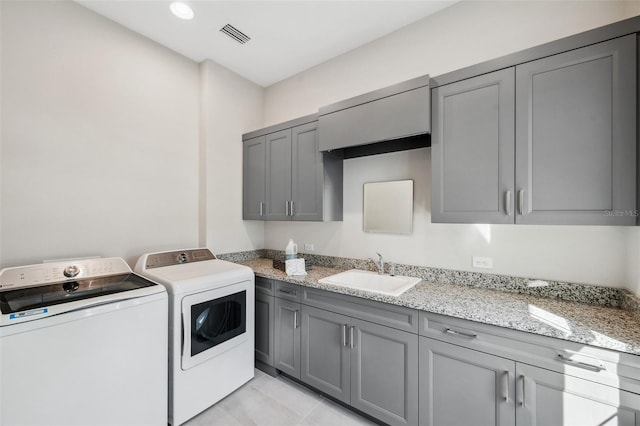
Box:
220;24;251;44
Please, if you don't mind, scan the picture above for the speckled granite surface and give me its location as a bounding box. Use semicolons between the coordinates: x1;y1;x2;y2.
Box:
240;257;640;356
255;250;632;308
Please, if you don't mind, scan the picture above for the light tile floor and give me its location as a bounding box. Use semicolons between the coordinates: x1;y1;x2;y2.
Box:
184;369;377;426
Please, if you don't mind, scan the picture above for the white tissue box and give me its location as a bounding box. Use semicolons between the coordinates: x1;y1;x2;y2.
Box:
285;258;307;276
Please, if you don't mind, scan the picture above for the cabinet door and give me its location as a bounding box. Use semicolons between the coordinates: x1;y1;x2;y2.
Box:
242;136;266;220
419;337;516;426
431;68;515;224
301;305;351;403
291;122;323;221
515;35;637;225
255;292;274;367
266;129;292;220
351;319;418;426
274;297;301;378
319;84;430;151
516;363;640;426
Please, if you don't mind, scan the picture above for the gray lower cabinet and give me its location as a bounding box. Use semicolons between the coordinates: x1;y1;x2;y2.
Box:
300;304;351;402
420;336;640;426
419;337;515;426
301;304;418;426
516;363;640;426
274;297;301;379
255;291;275;367
431;34;637;225
242;135;266;220
351;318;418;426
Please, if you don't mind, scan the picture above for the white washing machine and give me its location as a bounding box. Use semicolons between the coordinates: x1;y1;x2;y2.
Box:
135;248;255;426
0;257;168;426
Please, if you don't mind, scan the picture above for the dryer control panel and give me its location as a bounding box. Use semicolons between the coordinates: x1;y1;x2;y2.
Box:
143;249;216;269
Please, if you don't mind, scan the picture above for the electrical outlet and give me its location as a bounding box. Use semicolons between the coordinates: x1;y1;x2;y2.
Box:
472;256;493;269
304;243;315;252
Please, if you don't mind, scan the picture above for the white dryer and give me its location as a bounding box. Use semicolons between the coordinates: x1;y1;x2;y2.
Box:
135;248;254;426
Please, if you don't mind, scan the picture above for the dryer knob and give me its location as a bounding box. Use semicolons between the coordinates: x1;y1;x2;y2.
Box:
63;265;80;278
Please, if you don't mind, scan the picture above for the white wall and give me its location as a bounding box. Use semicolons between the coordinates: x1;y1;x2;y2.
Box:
1;1;200;267
264;1;639;288
199;60;265;254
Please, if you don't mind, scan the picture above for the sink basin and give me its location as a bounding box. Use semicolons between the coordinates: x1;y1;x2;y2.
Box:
318;269;421;297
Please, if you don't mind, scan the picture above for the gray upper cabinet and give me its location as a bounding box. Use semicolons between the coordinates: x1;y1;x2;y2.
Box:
242;136;266;220
319;75;430;151
431;68;515;224
291;122;325;221
242;115;343;221
515;35;637;225
266;129;292;220
431;34;637;225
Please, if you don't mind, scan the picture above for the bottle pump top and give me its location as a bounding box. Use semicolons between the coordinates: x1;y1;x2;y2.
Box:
285;239;298;260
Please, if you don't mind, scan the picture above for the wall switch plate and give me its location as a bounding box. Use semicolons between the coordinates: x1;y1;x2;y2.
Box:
472;256;493;269
304;243;315;252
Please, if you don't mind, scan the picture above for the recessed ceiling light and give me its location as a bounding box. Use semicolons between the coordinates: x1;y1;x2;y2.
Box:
169;2;194;20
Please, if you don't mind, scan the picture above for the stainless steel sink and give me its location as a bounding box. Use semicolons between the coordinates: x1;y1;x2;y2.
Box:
318;269;421;297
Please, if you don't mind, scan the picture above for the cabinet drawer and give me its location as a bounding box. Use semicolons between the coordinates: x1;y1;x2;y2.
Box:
274;280;302;302
303;288;418;333
256;276;274;295
419;312;640;395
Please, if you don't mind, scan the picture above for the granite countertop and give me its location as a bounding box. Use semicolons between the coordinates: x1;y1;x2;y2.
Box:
240;258;640;357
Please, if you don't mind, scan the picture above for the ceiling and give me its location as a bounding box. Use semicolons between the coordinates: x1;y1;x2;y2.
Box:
75;1;457;87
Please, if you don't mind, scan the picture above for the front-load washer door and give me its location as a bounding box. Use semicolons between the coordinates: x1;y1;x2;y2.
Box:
181;280;250;370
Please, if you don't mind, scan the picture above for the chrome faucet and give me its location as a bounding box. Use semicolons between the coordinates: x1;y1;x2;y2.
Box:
375;252;384;275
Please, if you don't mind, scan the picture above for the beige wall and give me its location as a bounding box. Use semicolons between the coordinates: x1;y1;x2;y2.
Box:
0;1;265;267
264;1;639;289
199;60;265;254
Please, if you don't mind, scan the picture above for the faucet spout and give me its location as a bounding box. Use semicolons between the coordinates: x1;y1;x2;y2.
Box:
375;252;384;275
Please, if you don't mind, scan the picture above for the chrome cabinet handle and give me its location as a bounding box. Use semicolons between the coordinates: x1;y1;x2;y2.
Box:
285;201;290;216
290;200;295;216
502;371;510;402
278;288;296;295
342;324;348;347
518;190;525;215
505;190;512;216
350;326;355;348
293;310;299;328
259;202;264;216
557;354;605;372
445;328;477;339
519;375;525;407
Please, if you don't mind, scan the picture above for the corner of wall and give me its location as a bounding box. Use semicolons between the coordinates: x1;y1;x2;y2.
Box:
198;59;266;254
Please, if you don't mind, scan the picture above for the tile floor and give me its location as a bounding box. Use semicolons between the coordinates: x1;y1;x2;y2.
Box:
184;369;377;426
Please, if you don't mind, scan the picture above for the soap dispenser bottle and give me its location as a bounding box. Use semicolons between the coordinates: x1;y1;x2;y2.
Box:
285;239;298;260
